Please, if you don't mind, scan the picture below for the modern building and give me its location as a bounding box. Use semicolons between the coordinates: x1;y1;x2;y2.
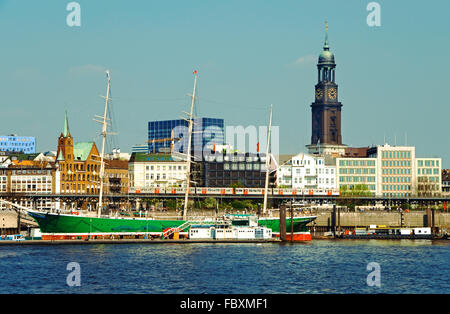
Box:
277;153;337;190
416;158;442;197
306;24;346;156
0;169;7;194
0;135;36;153
0;157;56;210
55;112;101;194
201;152;274;188
8;160;55;194
335;145;444;197
335;157;377;195
132;144;149;153
368;145;415;197
148;118;224;155
442;169;450;195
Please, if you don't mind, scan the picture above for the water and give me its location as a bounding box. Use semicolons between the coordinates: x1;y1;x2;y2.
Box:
0;240;449;294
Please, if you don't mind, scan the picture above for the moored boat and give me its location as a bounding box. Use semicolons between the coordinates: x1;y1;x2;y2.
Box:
1;71;317;241
26;209;316;240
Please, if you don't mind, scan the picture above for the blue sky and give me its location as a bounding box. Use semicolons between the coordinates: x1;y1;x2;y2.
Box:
0;0;449;166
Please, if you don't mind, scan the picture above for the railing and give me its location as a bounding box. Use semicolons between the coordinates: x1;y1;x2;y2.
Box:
162;221;192;239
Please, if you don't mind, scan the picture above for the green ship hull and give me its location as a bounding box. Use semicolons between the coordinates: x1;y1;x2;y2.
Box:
28;210;316;236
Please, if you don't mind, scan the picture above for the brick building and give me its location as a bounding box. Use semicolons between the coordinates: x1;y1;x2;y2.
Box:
104;159;129;194
55;112;101;194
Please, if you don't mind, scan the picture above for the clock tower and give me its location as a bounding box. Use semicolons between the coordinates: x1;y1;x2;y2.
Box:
307;22;346;156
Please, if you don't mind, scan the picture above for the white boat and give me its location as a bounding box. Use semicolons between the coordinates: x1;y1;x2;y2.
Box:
189;214;272;240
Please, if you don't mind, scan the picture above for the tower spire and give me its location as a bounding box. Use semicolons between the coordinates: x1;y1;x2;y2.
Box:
63;110;70;137
324;20;329;50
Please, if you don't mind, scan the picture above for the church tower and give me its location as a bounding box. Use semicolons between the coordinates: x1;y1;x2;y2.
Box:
56;111;73;162
307;22;346;156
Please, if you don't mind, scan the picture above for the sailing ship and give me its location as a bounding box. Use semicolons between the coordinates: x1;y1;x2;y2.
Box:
1;70;316;241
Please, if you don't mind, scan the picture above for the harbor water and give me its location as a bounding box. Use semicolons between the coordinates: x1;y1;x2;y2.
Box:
0;240;449;294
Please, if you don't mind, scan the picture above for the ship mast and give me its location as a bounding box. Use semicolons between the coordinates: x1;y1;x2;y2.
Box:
97;70;111;218
182;70;198;221
262;104;273;216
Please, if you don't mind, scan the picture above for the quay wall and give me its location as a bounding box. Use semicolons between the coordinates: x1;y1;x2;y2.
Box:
311;211;450;229
1;209;449;236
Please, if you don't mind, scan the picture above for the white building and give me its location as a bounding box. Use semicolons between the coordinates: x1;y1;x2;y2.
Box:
276;153;336;190
416;158;442;197
128;152;187;189
336;157;377;195
335;144;442;197
368;145;415;197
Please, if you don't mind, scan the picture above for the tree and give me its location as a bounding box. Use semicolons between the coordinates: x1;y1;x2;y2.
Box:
337;184;372;210
203;197;217;209
228;181;244;188
166;199;177;210
231;200;246;210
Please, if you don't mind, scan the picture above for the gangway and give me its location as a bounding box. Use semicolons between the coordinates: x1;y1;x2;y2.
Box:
162;221;192;239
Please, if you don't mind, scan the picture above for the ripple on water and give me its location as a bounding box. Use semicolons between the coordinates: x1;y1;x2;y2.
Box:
0;240;449;294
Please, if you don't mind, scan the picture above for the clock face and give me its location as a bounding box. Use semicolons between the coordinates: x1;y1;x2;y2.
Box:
315;88;323;99
328;88;337;100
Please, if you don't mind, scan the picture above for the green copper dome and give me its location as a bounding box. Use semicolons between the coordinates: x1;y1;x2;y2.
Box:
318;21;335;65
319;49;335;64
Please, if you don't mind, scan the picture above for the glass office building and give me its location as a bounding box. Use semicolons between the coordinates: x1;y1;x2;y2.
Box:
148;118;224;154
0;135;35;153
202;152;271;187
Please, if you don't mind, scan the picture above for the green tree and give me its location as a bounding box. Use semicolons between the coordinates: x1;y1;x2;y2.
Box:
337;184;372;210
203;197;217;209
166;199;177;210
231;199;246;210
228;181;244;188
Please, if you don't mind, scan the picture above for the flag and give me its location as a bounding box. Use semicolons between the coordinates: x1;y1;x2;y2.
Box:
193;70;198;75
